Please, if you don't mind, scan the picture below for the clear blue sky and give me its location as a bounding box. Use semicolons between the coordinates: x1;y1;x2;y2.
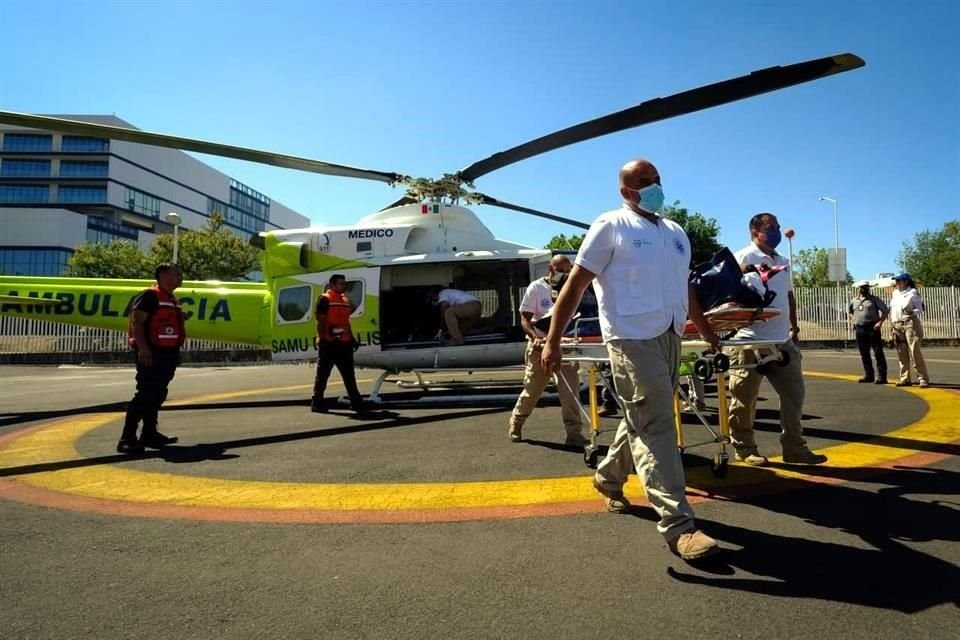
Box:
3;0;957;279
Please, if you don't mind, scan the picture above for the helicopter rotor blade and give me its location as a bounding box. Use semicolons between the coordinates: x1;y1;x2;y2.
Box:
0;111;406;185
473;193;590;230
379;195;419;211
459;53;865;182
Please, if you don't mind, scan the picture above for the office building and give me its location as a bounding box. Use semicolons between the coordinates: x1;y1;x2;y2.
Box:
0;115;309;277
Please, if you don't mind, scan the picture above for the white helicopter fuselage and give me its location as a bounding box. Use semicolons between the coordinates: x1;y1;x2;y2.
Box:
264;202;555;372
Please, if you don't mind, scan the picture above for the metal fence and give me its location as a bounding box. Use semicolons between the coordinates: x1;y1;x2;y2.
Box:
794;286;960;341
1;286;957;355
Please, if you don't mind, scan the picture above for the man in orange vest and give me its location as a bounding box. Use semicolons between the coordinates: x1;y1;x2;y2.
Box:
119;263;185;454
312;274;366;414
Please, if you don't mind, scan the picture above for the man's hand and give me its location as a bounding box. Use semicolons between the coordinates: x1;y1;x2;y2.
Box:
531;336;545;350
789;327;800;344
702;328;721;352
137;346;152;367
874;322;883;332
540;340;562;376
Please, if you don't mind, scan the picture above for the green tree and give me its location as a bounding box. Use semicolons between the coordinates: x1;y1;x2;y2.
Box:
545;233;585;251
66;240;151;278
64;214;260;280
792;245;853;286
148;213;260;280
662;202;722;266
898;219;960;286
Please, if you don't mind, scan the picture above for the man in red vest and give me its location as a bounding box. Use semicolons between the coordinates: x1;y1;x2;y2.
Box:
119;263;185;454
312;274;366;414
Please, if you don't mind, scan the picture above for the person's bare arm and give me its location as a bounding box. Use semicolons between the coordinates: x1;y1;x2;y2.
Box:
520;311;538;342
541;265;595;375
687;282;720;351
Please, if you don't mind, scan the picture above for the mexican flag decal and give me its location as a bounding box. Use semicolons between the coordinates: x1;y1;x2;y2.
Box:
421;204;440;215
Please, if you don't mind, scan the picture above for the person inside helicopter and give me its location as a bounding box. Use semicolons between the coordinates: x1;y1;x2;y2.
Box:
430;285;483;346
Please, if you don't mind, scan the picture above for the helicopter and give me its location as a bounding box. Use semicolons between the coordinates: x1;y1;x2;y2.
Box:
0;53;864;382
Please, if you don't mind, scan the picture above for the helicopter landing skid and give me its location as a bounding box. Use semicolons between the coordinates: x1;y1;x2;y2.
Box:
360;366;527;407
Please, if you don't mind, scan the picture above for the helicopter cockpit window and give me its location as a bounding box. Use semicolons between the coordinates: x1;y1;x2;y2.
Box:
345;280;364;316
356;241;372;252
277;285;312;323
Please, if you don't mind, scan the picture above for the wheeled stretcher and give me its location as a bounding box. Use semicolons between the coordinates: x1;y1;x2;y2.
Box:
557;308;787;477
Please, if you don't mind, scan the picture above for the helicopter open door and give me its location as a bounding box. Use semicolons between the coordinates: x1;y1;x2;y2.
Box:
269;267;381;361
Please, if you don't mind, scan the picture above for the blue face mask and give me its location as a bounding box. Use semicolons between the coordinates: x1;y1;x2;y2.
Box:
762;228;782;249
630;183;665;214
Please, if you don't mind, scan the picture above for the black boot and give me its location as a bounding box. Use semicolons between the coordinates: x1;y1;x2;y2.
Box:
116;439;144;454
140;431;178;448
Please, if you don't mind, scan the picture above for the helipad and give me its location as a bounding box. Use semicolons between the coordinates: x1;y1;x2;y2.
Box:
1;363;957;524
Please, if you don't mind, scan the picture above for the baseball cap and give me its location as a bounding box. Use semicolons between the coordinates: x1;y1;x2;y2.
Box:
893;272;911;281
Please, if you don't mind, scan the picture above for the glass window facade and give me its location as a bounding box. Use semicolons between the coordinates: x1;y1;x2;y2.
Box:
0;248;72;276
60;160;108;177
86;218;139;245
124;187;161;218
2;134;53;152
208;196;266;234
58;186;107;203
61;136;109;152
0;159;52;177
0;185;49;203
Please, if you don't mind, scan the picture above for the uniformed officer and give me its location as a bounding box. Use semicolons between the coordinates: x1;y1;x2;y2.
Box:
118;263;185;454
848;281;889;384
508;254;587;446
312;274;366;413
541;158;723;561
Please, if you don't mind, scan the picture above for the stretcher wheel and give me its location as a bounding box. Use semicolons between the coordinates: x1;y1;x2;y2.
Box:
713;353;730;373
777;350;791;367
693;358;713;382
584;446;600;469
710;453;729;478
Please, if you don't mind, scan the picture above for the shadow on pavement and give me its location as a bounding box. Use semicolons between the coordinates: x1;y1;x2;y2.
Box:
0;407;508;477
668;465;960;613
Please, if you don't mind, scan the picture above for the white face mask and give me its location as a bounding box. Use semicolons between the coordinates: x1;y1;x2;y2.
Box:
549;271;568;285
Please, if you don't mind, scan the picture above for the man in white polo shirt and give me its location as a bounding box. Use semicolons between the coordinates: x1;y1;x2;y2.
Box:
726;213;827;467
508;254;587;446
541;158;722;561
435;287;482;346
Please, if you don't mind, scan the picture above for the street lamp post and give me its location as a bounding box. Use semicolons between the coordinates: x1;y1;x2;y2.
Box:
164;212;182;264
818;196;842;338
818;196;839;253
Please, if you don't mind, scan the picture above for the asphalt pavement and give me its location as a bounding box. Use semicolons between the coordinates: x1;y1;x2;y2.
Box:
0;348;958;639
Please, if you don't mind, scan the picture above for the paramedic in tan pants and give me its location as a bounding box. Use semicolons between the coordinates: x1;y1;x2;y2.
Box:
726;213;827;467
436;288;482;346
508;254;586;446
889;272;929;387
541;158;722;561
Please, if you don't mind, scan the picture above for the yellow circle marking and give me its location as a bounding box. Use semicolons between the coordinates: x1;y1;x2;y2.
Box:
0;372;956;512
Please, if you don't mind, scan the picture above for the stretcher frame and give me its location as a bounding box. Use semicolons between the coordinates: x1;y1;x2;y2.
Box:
558;316;786;476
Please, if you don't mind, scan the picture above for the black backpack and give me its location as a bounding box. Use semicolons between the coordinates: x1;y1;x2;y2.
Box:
689;247;776;310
